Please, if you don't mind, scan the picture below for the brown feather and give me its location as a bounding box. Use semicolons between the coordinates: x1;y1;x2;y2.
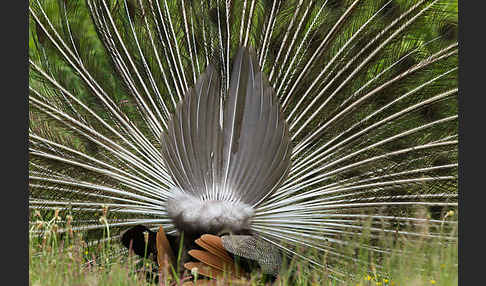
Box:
183;262;226;279
156;225;175;268
200;235;227;252
188;250;236;273
182;280;218;286
183;262;248;284
195;238;233;264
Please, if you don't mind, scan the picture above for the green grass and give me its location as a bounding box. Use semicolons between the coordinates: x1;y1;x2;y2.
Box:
29;210;457;286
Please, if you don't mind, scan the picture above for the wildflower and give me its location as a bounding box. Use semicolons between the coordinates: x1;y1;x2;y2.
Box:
99;216;107;224
143;231;149;245
430;279;436;284
365;275;372;281
35;220;44;229
192;267;199;281
102;204;109;217
66;215;73;225
444;210;455;219
384;278;389;283
54;208;62;222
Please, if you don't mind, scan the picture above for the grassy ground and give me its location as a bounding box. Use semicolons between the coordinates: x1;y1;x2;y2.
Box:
29;210;457;286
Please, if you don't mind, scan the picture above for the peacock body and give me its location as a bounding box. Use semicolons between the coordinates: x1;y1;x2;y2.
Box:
29;0;458;282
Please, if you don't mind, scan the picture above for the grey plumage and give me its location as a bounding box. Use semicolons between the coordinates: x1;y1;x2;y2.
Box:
163;48;291;237
222;234;282;276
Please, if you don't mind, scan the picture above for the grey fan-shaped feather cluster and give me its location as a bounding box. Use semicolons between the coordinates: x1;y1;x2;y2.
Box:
29;0;458;279
163;47;291;238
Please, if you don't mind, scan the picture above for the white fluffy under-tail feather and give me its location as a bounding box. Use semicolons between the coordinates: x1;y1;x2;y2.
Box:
167;189;254;236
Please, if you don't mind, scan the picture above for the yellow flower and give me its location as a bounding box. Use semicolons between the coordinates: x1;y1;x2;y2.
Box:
365;275;372;281
384;279;389;283
430;280;436;284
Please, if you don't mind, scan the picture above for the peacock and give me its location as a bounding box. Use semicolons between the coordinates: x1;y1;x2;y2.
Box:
29;0;458;283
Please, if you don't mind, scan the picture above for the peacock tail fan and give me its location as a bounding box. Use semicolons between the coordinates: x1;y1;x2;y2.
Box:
29;0;458;280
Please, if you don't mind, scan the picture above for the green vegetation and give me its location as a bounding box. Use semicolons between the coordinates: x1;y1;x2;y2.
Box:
30;209;457;285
